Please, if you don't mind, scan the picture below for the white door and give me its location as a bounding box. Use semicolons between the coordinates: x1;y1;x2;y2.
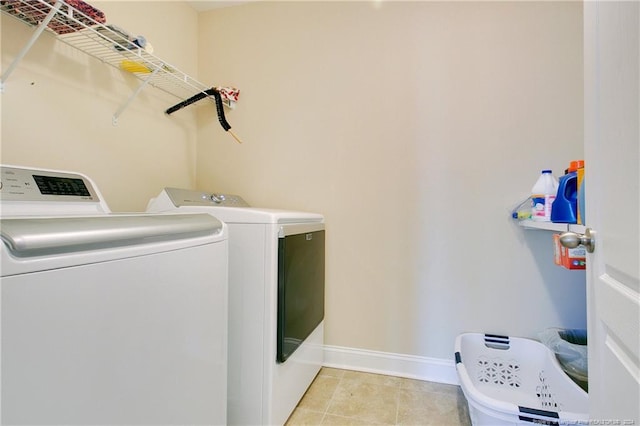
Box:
583;1;640;423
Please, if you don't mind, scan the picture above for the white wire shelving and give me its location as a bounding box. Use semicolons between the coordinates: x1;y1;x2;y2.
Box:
0;0;233;124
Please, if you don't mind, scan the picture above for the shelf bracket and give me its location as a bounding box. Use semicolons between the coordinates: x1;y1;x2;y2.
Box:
112;67;161;126
1;0;64;92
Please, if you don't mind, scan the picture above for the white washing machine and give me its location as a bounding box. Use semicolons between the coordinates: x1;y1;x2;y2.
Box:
148;188;325;426
0;165;229;425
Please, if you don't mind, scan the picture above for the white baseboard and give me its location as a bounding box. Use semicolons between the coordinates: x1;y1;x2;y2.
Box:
323;345;459;385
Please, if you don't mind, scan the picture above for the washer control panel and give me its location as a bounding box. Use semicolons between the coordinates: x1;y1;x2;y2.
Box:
164;187;250;208
0;166;100;202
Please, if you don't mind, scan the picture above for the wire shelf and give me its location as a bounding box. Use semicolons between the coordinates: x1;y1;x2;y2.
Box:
1;0;233;123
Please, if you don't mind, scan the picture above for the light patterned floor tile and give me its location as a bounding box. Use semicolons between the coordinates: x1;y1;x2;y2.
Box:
397;388;471;426
297;375;340;412
342;370;405;387
322;413;390;425
285;407;325;426
319;367;347;379
326;380;399;424
286;368;472;426
400;377;461;396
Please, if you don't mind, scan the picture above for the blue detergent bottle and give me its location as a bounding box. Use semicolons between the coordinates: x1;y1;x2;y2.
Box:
551;163;578;223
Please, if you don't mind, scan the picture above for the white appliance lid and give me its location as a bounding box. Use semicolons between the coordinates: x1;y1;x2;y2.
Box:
148;188;324;224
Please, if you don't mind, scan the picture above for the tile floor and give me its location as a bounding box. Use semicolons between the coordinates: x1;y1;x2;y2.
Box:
285;368;472;426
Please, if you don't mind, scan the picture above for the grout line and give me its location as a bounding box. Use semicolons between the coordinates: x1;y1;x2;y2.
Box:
320;370;342;424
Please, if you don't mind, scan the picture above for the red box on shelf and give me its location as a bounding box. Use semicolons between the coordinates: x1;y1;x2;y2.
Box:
553;234;586;270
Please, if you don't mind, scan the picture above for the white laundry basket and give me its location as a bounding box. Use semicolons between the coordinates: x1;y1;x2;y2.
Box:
455;333;588;426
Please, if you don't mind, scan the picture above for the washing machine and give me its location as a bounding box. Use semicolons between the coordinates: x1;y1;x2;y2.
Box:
0;165;228;425
147;187;325;426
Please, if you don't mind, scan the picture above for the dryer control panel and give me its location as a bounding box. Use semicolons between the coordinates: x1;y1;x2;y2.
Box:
163;187;250;208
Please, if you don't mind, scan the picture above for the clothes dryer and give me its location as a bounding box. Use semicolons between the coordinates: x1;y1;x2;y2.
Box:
0;166;228;425
148;188;325;426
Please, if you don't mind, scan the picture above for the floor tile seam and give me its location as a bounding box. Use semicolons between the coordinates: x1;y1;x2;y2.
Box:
319;409;328;425
323;410;399;426
322;374;344;419
321;411;380;425
339;376;407;390
297;406;330;415
341;371;405;388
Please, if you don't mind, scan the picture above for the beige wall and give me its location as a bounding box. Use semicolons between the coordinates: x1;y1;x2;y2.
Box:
1;1;199;212
197;1;587;359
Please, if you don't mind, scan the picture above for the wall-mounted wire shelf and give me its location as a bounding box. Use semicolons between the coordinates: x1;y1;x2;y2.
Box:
518;220;587;234
1;0;234;124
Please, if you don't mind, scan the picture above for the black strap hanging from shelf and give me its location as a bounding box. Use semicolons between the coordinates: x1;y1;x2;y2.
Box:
165;88;242;144
165;89;212;115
